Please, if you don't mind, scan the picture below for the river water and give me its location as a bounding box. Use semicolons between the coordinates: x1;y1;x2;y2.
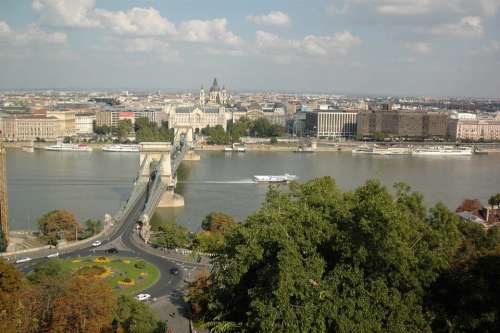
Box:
6;149;500;231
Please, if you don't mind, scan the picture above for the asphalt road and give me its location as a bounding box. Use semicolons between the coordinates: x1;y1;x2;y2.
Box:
16;188;198;300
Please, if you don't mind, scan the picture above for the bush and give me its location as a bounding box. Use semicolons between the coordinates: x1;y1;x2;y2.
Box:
134;260;146;269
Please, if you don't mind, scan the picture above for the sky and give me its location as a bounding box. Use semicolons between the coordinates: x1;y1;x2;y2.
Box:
0;0;499;97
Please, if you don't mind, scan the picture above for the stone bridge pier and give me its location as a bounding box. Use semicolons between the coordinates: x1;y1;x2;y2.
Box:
139;142;184;208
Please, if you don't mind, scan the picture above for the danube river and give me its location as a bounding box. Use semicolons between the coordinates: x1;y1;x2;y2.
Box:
6;149;500;231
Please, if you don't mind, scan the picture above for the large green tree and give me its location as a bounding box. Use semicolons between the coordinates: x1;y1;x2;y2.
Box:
114;295;165;333
151;222;190;250
190;177;464;332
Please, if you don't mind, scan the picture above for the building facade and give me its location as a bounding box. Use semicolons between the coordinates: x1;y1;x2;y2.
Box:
0;115;60;141
357;111;448;139
306;111;358;139
95;108;163;127
449;119;500;142
75;113;96;135
169;105;227;132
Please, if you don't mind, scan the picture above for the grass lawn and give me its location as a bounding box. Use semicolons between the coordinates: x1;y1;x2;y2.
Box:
59;256;160;296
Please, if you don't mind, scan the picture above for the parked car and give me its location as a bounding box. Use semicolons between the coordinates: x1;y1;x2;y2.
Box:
15;257;32;264
170;267;179;275
105;248;118;254
92;240;102;247
46;252;59;258
135;293;151;302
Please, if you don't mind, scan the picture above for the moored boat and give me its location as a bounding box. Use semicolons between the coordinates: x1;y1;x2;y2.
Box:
412;146;473;156
45;143;92;152
102;144;139;152
352;145;410;155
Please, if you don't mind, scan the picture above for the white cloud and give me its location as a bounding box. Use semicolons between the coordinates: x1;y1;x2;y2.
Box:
31;0;242;45
94;7;176;36
178;18;241;45
404;42;432;54
32;0;99;27
0;21;66;44
0;21;12;34
431;16;484;38
255;30;361;61
247;11;291;27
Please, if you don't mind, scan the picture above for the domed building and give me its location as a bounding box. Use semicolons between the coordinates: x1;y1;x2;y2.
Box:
200;78;229;106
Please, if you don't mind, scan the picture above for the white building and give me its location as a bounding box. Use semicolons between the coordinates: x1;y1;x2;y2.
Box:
75;113;96;135
306;111;357;139
169;105;227;132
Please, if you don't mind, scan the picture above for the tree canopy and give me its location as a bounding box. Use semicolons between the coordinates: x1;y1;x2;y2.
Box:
188;177;477;332
151;222;190;250
134;118;173;143
38;210;82;244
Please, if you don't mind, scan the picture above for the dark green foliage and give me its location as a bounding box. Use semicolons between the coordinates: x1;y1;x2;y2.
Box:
203;125;231;145
83;219;103;238
134;118;173;143
114;119;133;140
94;125;112;136
134;260;146;269
203;117;286;145
190;177;467;332
427;250;500;333
151;222;190;249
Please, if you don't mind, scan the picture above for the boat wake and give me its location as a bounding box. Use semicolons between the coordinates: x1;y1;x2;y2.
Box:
178;179;256;184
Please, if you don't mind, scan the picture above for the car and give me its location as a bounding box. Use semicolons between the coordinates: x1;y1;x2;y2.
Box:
170;267;179;275
135;293;151;302
105;247;118;254
15;257;32;264
46;252;59;258
92;240;102;247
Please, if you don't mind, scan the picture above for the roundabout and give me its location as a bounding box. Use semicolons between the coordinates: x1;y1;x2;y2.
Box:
45;256;161;296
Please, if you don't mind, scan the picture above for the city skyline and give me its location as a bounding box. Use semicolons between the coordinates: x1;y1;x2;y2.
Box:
0;1;500;97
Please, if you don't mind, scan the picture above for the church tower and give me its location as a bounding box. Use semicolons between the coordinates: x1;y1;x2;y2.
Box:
199;85;206;106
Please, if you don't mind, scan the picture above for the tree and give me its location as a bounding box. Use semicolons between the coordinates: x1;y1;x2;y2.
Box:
488;193;500;209
201;212;237;235
0;259;40;333
189;177;463;332
84;219;103;238
205;125;231;145
95;125;111;136
49;274;116;333
193;231;224;254
115;119;133;140
114;295;164;333
152;222;190;250
426;249;500;332
38;210;82;244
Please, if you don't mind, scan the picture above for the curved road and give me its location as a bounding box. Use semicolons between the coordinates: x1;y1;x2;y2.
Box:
17;186;201;300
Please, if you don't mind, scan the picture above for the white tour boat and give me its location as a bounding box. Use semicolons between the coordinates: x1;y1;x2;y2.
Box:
45;143;92;152
253;174;297;183
352;145;410;155
102;144;139;152
412;146;473;156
